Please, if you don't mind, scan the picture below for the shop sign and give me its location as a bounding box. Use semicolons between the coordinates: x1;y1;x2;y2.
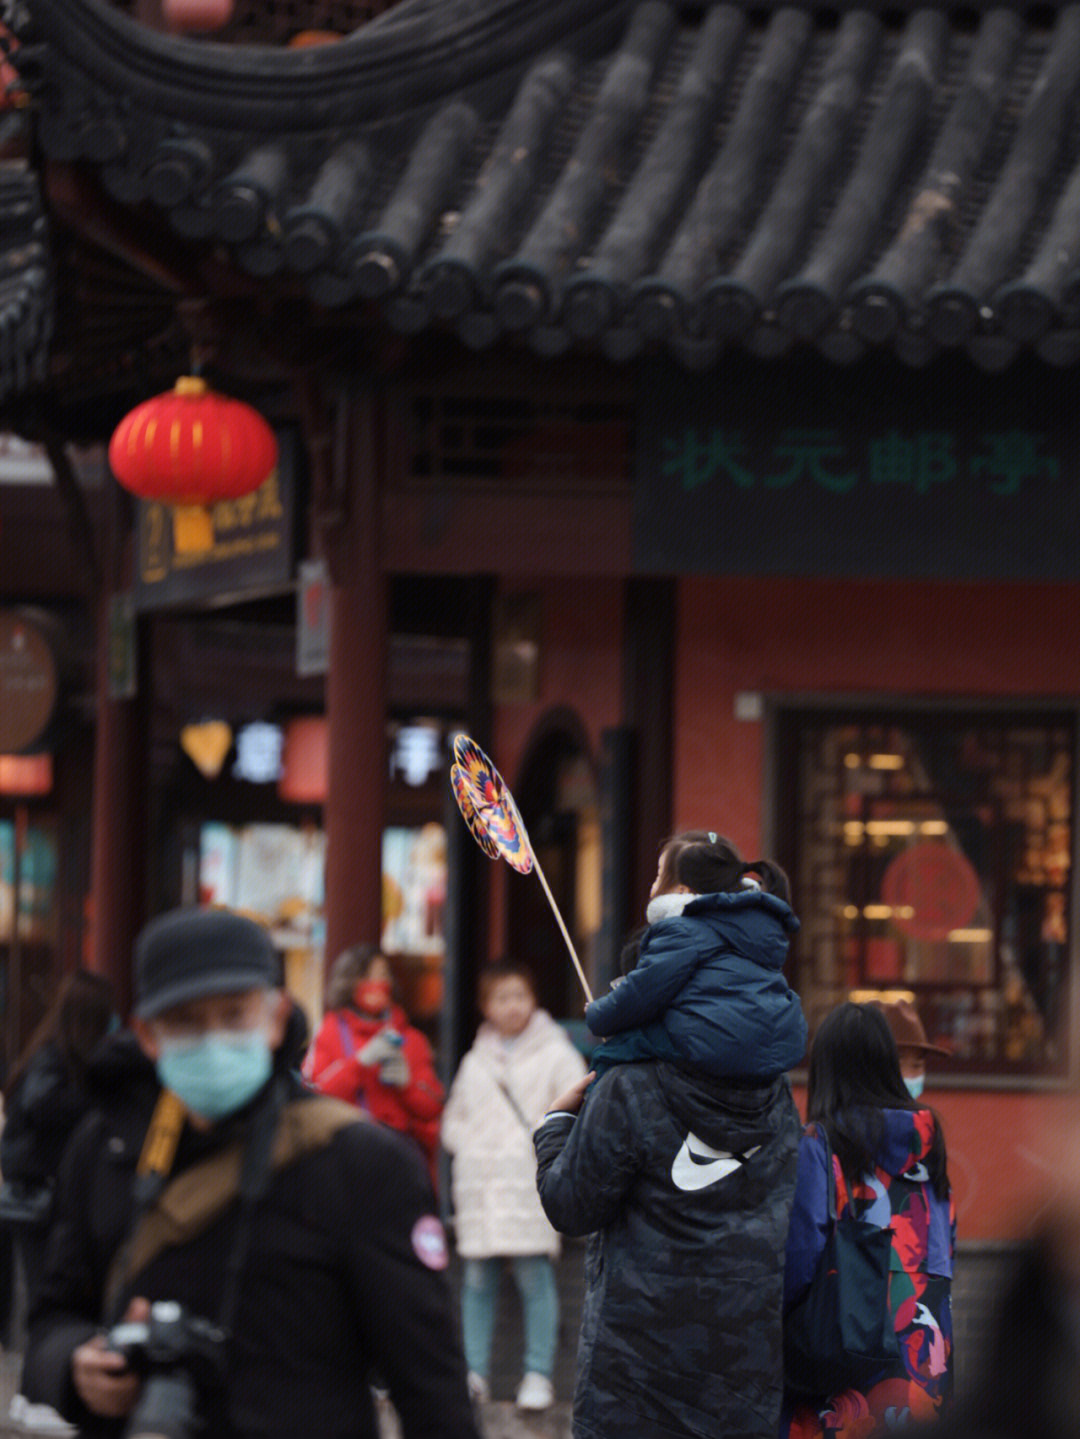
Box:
296;558;330;677
132;428;296;611
107;592;137;701
634;363;1080;579
0;610;59;753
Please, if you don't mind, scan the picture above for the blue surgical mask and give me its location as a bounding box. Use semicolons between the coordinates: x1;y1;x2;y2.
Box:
156;1029;273;1121
904;1074;925;1100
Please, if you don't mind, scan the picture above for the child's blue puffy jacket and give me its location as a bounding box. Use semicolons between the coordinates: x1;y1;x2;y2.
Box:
585;891;807;1078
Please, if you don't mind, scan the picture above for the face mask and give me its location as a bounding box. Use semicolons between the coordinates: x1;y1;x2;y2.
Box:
904;1075;925;1100
157;1029;273;1121
354;979;392;1015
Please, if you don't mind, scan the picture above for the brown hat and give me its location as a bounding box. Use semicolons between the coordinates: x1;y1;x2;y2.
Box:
872;998;950;1057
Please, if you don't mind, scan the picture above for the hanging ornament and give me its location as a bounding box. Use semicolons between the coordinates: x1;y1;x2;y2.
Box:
108;377;277;554
162;0;234;34
109;377;276;505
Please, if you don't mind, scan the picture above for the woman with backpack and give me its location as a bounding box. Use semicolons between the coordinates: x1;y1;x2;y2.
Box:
782;1002;955;1438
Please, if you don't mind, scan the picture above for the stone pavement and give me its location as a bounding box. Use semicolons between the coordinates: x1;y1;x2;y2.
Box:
377;1395;570;1439
0;1352;571;1438
0;1239;1013;1436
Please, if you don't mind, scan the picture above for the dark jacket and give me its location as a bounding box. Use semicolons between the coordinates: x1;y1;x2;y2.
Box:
585;891;807;1078
21;1017;479;1439
1;1040;96;1189
535;1062;801;1439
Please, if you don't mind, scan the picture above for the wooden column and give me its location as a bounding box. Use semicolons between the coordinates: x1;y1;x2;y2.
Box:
322;388;388;966
88;493;147;1015
624;577;675;919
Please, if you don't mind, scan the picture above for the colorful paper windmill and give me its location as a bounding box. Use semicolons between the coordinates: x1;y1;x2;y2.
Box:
450;734;593;1001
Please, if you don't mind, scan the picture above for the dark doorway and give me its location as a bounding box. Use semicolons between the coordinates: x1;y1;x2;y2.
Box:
507;716;599;1021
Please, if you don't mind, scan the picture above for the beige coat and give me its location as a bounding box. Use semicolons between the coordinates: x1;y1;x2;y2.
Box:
441;1009;586;1258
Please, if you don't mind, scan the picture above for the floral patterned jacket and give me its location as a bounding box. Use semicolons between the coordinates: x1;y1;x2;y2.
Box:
781;1109;955;1438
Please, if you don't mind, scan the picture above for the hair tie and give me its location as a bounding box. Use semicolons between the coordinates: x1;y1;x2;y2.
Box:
707;831;717;845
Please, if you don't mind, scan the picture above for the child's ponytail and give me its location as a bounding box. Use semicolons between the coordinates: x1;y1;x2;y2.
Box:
740;859;791;905
663;831;792;903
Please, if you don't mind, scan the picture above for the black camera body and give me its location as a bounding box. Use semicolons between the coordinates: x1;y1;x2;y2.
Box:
106;1301;227;1439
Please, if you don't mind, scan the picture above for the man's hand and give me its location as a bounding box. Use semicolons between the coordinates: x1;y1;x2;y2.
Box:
72;1297;148;1418
547;1072;595;1116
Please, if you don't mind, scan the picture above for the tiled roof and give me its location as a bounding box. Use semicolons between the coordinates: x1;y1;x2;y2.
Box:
10;0;1080;378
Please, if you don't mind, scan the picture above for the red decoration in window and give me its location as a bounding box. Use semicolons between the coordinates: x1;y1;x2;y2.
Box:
880;841;983;943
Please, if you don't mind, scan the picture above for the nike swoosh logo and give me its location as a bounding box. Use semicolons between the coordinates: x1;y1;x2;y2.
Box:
670;1132;761;1191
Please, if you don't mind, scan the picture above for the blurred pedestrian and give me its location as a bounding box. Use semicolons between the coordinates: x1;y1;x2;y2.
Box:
930;1103;1080;1439
871;996;949;1100
1;970;116;1307
535;931;801;1437
441;961;586;1412
782;1002;955;1438
584;830;806;1080
304;943;444;1183
20;907;480;1439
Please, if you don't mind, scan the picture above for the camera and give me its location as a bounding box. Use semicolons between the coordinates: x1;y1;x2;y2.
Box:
106;1300;227;1439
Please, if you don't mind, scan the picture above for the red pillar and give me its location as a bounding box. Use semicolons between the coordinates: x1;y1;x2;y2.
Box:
88;501;147;1015
322;390;388;966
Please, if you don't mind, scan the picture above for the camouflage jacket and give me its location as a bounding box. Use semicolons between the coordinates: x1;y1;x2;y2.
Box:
535;1063;800;1439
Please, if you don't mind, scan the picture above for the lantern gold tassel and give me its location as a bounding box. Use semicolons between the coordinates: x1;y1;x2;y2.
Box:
171;504;215;555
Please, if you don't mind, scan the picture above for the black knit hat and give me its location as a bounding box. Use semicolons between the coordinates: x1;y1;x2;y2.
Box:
134;908;280;1019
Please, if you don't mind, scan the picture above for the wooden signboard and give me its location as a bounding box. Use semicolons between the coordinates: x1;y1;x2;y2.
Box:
132;428;297;611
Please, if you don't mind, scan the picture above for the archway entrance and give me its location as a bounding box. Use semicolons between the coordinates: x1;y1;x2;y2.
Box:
507;717;599;1021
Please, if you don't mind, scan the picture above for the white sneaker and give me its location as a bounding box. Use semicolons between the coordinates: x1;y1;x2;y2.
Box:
515;1372;554;1411
467;1371;490;1404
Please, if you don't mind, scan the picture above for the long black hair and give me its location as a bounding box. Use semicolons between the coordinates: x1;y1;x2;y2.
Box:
806;1001;949;1199
656;830;791;904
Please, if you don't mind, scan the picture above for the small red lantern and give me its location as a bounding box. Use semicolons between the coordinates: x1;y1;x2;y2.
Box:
108;377;277;506
0;753;53;796
162;0;234;33
278;716;328;805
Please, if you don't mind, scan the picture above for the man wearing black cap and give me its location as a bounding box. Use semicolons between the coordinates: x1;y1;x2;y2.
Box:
19;907;480;1439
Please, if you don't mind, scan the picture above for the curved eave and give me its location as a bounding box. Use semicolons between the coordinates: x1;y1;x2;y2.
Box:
0;160;53;404
17;0;634;127
12;0;1080;374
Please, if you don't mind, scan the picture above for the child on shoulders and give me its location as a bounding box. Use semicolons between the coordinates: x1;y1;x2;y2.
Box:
586;830;806;1079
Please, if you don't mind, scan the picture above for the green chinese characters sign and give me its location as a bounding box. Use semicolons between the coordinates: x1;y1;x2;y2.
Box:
634;361;1079;579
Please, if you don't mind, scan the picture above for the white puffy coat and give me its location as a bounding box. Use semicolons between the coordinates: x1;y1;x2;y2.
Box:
441;1008;586;1258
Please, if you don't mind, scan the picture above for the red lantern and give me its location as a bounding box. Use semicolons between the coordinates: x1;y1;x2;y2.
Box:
162;0;234;33
108;377;277;506
0;753;53;796
287;30;343;47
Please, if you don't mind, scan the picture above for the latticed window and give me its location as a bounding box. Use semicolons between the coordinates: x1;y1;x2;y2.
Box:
775;709;1075;1080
